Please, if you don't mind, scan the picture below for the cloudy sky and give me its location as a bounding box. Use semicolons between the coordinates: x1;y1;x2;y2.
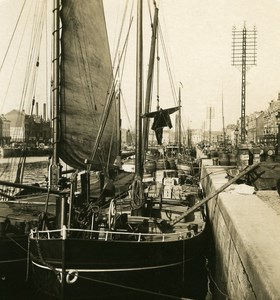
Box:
1;0;280;132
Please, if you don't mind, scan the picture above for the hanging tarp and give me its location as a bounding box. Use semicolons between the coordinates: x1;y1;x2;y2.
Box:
59;0;117;170
144;106;179;145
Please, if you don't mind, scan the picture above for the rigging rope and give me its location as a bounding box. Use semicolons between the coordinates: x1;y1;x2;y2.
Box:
88;17;134;167
120;89;134;143
19;1;46;113
1;1;33;114
157;21;189;141
0;0;27;73
13;2;47;184
111;0;131;69
0;1;47;187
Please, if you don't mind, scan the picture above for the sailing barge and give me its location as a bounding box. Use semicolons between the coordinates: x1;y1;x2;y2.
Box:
27;0;208;299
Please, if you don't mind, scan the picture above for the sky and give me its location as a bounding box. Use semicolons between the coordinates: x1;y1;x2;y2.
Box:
1;0;280;132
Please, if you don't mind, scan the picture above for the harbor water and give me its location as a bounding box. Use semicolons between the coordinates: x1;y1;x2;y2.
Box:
0;156;49;186
0;157;214;300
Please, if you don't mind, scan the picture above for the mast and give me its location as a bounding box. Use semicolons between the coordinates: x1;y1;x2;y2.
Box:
114;68;122;168
53;0;60;165
116;89;121;157
222;90;226;147
116;53;121;157
178;86;182;153
142;4;159;159
135;0;143;178
49;0;61;189
130;0;145;215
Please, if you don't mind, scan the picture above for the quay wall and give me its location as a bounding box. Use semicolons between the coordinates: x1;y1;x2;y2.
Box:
200;159;280;299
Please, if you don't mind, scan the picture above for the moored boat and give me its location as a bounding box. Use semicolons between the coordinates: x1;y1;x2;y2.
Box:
28;1;208;299
29;164;207;299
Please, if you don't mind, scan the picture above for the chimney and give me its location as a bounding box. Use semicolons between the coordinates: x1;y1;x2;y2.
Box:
36;102;39;116
43;103;46;120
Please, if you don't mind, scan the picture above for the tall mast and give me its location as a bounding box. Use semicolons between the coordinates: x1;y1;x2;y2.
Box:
178;86;182;152
135;0;143;178
49;0;61;189
222;90;226;147
114;61;122;169
116;54;121;157
142;4;159;159
53;0;60;165
209;107;212;146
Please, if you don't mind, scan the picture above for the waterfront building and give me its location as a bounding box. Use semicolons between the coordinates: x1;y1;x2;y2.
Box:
5;109;25;143
247;111;264;144
262;95;280;145
0;115;11;146
4;106;51;147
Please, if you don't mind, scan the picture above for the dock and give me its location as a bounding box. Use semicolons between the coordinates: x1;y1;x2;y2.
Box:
200;158;280;299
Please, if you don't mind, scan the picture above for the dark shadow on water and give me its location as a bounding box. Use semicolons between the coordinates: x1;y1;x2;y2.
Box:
1;263;209;300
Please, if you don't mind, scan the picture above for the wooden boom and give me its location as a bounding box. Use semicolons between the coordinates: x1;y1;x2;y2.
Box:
170;162;261;226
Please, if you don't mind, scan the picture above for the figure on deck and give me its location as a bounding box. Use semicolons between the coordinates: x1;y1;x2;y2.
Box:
144;106;179;145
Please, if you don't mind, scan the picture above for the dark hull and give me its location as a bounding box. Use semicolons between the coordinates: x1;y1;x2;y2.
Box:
0;234;28;281
30;231;207;299
0;234;29;299
0;147;51;158
0;196;57;294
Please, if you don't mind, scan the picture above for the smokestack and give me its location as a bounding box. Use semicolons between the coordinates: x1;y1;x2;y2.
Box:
36;102;39;116
43;103;46;120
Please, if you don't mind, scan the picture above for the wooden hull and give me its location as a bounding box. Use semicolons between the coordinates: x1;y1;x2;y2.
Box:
30;231;207;299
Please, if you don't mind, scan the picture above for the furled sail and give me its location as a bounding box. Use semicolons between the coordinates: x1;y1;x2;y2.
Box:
59;0;117;170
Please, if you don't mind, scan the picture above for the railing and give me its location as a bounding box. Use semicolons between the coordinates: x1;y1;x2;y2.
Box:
29;225;193;242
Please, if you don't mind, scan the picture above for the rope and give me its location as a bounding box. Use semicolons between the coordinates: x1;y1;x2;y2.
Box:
111;0;131;69
120;89;134;141
204;256;230;299
19;1;46;113
106;115;116;172
0;0;27;72
34;232;61;280
130;177;145;209
1;2;32;114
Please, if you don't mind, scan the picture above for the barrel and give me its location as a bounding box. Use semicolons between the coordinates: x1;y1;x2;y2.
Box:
218;152;230;166
144;160;156;174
